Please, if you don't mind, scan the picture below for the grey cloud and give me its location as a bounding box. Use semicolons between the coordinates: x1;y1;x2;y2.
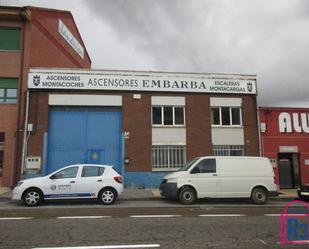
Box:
84;0;309;106
1;0;309;106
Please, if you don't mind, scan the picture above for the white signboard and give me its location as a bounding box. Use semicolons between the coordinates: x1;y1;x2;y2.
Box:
279;146;298;153
28;69;256;94
58;20;84;59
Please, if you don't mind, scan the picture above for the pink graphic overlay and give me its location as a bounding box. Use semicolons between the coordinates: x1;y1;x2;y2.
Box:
280;200;309;244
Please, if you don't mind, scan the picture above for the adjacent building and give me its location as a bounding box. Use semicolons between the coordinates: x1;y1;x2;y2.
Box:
259;107;309;188
0;6;91;187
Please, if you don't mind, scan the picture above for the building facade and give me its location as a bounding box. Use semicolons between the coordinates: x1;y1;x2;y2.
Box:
25;69;260;187
0;6;91;187
259;107;309;188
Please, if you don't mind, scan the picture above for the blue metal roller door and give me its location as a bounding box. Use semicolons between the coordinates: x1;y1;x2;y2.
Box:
47;107;122;174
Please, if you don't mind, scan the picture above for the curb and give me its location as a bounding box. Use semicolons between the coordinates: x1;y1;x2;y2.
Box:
0;195;298;202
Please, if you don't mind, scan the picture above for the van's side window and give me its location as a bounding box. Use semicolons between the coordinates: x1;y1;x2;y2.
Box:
192;159;216;173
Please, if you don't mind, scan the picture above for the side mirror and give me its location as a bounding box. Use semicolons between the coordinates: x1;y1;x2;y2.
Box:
49;174;56;180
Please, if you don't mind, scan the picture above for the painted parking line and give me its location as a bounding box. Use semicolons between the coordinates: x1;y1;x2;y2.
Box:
264;214;280;217
130;215;181;218
199;214;246;217
33;244;160;249
57;216;111;219
0;217;33;220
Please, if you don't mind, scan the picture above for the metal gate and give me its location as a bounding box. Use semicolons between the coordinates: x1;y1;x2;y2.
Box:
46;107;122;174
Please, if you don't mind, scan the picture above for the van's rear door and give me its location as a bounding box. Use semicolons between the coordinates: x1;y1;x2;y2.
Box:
189;158;220;198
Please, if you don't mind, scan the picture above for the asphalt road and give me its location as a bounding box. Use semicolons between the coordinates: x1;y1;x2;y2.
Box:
0;212;308;249
0;198;309;249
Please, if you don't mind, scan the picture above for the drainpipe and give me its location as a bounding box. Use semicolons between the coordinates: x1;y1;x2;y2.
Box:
20;90;30;178
12;11;27;186
257;107;262;157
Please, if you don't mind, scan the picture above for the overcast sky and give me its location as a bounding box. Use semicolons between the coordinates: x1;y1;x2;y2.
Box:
2;0;309;107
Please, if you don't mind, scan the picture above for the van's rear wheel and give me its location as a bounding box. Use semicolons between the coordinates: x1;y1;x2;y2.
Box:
179;187;196;205
251;188;267;204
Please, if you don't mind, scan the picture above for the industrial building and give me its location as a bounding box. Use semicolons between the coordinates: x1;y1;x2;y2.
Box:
26;68;260;187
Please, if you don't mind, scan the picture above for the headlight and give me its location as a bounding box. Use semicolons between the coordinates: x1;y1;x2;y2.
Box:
166;178;177;183
16;181;24;187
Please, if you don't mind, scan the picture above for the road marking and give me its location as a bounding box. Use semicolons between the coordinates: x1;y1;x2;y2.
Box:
265;214;308;217
199;214;246;217
57;216;111;219
258;239;267;245
264;214;280;216
33;244;160;249
130;215;181;218
0;217;33;220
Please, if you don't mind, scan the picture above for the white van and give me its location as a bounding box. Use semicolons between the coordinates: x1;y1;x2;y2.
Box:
159;156;279;204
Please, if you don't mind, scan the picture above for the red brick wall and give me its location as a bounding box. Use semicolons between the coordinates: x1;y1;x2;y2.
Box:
123;93;152;172
30;8;91;68
0;21;22;186
242;95;260;156
186;94;212;160
0;105;18;186
27;92;49;157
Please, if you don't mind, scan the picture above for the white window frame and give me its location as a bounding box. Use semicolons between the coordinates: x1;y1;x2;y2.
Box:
152;106;185;127
211;107;242;127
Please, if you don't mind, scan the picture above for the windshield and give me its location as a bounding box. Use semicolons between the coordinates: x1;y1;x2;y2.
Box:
177;157;200;171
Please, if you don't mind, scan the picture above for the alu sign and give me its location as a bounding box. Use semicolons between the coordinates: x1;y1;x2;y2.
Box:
28;69;257;94
279;112;309;133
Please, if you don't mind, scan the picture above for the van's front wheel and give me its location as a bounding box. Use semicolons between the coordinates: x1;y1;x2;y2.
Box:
251;188;267;204
179;187;196;205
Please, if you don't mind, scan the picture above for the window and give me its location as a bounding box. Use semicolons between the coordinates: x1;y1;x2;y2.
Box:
211;107;242;126
211;108;220;125
152;107;162;125
0;27;21;51
82;166;105;177
52;167;78;179
192;159;216;173
152;106;185;126
152;145;186;170
0;78;18;103
213;145;244;156
0;133;4;177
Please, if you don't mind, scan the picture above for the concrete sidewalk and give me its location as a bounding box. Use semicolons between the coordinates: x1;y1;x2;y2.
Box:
0;186;298;201
0;187;11;200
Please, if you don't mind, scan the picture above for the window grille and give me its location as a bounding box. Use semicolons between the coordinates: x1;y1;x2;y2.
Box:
152;145;186;170
213;145;244;156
